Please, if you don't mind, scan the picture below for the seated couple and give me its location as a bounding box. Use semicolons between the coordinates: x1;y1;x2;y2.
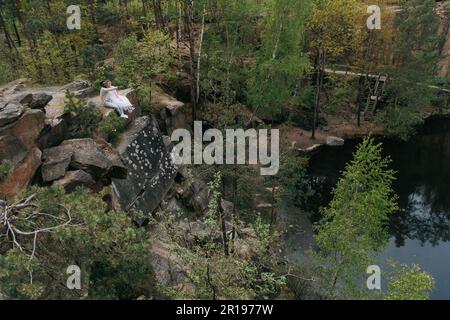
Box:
100;80;134;119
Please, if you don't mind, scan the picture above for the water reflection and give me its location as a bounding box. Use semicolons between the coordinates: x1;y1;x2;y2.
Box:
306;116;450;299
390;184;450;247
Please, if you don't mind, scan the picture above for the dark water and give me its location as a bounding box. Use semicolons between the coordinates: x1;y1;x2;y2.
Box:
307;116;450;299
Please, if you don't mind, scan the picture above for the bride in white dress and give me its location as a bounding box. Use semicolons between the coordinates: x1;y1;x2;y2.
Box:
100;80;134;119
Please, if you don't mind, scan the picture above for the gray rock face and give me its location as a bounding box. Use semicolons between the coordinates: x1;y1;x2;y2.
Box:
17;93;33;105
150;240;187;287
38;117;68;149
181;180;211;213
29;93;53;109
60;139;113;178
165;197;185;214
160;102;186;135
53;170;95;192
0;103;24;127
96;139;128;179
42;146;74;182
42;138;127;183
112;116;177;221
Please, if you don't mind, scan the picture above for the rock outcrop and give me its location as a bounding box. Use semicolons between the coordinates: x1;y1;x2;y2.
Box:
53;170;95;192
0;148;42;198
0;135;28;165
41;145;74;182
152;86;186;135
112;116;177;222
41;138;127;183
0;109;45;149
0;103;24;127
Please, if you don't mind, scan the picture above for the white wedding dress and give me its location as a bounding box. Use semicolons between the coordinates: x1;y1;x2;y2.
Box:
100;86;133;116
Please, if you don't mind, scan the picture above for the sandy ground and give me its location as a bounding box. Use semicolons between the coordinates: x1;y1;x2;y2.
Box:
278;110;383;150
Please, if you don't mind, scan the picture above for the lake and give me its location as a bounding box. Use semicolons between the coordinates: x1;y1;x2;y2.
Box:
304;116;450;299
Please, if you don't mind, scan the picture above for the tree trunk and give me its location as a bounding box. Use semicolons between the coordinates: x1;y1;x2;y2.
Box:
312;51;321;140
220;203;229;256
152;0;165;29
0;12;14;50
185;0;197;127
13;21;22;46
270;178;277;227
87;0;99;40
196;5;206;104
15;0;42;79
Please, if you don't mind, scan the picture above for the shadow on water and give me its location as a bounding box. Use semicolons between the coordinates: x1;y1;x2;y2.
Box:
306;116;450;299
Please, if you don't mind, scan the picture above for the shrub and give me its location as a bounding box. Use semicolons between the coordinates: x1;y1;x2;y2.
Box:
113;30;174;87
0;160;12;183
64;91;101;139
0;186;157;300
375;109;424;141
98;113;128;145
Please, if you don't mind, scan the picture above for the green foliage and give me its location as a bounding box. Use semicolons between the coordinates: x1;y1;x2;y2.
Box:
313;137;398;298
0;186;157;300
375;109;424;141
306;0;364;59
0;160;12;183
381;0;441;135
385;262;435;300
80;44;106;80
114;30;173;88
64;91;101;139
278;152;313;208
98;112;128;145
152;172;285;300
432;77;450;90
324;79;357;113
246;0;312;121
0;47;20;85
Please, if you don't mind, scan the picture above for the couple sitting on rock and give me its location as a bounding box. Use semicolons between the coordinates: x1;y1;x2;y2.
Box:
100;80;134;119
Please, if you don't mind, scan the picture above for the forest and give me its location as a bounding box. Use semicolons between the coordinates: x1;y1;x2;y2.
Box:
0;0;449;301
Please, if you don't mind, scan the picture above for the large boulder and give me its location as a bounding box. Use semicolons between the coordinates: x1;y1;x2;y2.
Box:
150;240;188;288
0;148;42;199
326;136;345;147
95;138;128;179
29;93;53;110
0;109;45;149
41;145;74;182
53;170;95;192
42;138;127;183
60;139;115;178
152;86;186;135
0;103;24;127
111;116;177;222
38;116;69;149
180;180;211;213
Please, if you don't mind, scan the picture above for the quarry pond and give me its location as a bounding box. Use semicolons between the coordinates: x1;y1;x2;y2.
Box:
300;116;450;299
